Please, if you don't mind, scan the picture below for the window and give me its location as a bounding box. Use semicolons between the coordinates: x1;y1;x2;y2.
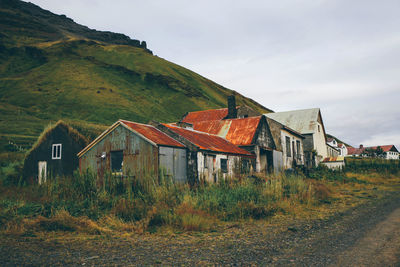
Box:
111;151;123;173
318;125;320;132
52;144;62;159
296;140;301;156
286;136;291;157
220;158;228;173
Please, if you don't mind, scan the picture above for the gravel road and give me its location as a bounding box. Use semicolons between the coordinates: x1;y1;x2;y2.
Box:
1;192;399;266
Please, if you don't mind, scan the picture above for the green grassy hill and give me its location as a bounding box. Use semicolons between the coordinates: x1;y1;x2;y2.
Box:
0;0;272;161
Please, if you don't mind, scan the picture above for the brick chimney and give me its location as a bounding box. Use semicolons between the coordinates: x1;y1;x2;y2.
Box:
226;95;237;119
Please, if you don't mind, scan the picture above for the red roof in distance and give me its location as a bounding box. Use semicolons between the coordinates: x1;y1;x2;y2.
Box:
365;145;398;153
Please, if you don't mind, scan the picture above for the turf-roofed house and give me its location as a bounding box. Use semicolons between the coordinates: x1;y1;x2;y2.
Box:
78;120;187;183
23;121;89;184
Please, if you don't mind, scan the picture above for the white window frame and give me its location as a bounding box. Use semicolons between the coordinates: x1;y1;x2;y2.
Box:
52;144;62;160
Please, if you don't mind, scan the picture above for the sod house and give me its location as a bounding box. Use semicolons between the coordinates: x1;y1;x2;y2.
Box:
23;121;88;184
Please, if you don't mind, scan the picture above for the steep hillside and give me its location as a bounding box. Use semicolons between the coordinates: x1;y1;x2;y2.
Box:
0;0;272;159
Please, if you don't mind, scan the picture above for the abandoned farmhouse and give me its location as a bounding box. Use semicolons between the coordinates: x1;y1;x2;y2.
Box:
23;96;399;183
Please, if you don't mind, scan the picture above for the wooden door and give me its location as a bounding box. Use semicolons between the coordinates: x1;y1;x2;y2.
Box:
38;161;47;184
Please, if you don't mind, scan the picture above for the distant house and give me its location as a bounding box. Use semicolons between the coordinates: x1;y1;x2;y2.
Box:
78;120;188;183
347;145;365;157
326;138;337;147
377;145;399;159
321;157;345;170
152;122;254;183
364;145;399;160
346;144;399;159
23;121;88;184
327;137;348;156
337;143;348;157
266;117;305;170
265;108;328;167
327;143;340;157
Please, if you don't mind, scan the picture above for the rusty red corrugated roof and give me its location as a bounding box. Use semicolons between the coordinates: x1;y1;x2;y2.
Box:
163;124;253;156
182;108;229;123
120;120;185;148
190;116;261;146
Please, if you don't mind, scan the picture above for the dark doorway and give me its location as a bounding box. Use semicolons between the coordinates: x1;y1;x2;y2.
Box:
266;150;274;173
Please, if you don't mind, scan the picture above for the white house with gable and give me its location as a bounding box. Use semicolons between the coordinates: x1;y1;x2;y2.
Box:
265;108;328;167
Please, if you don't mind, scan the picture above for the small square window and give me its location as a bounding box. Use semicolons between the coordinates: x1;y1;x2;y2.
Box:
52;144;62;159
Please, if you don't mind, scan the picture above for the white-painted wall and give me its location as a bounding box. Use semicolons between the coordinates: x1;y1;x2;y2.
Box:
385;151;399;160
327;145;340;157
338;145;348;157
321;161;345;170
280;130;304;169
197;152;241;182
313;122;328;161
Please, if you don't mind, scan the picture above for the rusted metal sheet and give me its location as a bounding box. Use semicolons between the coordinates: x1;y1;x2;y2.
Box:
181;108;229;123
163;124;254;157
190;117;261;146
120;120;185;148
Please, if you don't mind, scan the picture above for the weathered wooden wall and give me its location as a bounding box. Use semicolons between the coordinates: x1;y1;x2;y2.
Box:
79;125;159;180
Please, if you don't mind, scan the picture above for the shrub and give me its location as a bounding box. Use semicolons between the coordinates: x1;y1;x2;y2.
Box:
0;161;23;186
345;158;400;174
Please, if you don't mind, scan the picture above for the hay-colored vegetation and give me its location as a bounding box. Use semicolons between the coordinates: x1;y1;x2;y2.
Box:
1;161;399;237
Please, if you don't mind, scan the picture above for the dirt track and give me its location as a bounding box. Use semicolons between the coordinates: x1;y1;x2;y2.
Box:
1;192;400;266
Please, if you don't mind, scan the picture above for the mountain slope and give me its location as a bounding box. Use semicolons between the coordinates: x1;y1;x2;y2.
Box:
0;0;273;159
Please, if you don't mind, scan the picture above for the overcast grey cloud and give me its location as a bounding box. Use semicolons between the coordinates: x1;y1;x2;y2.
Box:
29;0;400;148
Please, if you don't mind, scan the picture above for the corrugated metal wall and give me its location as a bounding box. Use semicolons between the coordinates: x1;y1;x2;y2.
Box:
159;146;187;182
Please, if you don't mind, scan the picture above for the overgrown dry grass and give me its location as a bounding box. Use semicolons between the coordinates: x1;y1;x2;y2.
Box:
0;165;399;240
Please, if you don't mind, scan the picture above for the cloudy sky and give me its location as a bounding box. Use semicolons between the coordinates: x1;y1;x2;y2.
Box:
30;0;400;148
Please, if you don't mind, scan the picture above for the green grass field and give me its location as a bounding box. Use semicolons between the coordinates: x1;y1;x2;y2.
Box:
0;1;272;160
